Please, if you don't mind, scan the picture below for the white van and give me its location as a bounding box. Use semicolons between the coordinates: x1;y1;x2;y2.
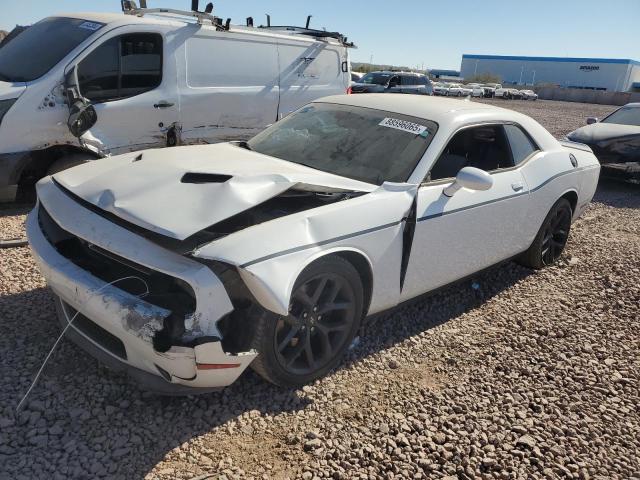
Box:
0;3;353;202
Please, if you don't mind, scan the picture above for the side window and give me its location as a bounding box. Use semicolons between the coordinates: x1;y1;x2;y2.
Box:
504;124;538;165
78;33;162;103
428;125;514;181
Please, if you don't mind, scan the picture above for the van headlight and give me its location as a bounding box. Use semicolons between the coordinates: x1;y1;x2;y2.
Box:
0;98;18;126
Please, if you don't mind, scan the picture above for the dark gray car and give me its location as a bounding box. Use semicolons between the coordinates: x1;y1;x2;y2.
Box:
567;103;640;181
351;71;433;95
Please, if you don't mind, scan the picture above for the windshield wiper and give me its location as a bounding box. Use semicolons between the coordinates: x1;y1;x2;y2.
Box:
236;141;253;151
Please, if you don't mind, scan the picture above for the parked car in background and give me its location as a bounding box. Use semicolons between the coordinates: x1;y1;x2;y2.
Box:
447;83;473;97
482;83;501;98
521;90;538;101
494;87;511;99
351;71;432;95
0;6;353;202
567;103;640;182
510;89;524;100
432;82;450;96
471;85;486;98
27;94;600;391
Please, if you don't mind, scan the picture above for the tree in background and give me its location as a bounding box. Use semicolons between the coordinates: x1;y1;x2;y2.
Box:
464;72;502;84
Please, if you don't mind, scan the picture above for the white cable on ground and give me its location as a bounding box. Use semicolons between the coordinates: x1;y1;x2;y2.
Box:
15;275;150;412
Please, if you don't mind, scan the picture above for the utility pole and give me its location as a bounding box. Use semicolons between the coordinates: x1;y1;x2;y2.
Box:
474;60;478;76
532;70;536;86
519;65;524;85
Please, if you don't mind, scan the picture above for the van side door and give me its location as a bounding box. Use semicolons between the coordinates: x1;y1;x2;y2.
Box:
277;39;348;118
177;28;280;144
74;26;178;155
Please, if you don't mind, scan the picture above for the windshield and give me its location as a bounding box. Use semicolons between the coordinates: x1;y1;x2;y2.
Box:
602;106;640;127
247;103;438;185
0;17;104;82
359;72;393;85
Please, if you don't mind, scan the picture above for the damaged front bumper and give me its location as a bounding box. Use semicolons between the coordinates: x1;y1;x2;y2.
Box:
26;179;257;393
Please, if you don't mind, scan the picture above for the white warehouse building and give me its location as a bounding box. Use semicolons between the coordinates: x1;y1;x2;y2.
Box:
460;54;640;92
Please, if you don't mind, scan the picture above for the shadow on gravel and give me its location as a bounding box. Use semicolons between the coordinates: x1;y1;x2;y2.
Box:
594;178;640;209
0;260;532;478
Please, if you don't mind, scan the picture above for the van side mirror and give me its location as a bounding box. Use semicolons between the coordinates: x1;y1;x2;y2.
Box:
586;117;598;125
68;100;97;137
443;167;493;197
64;65;97;137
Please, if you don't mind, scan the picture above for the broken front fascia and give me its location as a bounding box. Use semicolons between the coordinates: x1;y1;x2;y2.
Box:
193;182;419;317
30;178;255;388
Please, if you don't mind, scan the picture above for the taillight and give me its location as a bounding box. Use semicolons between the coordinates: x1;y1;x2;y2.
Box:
347;86;352;94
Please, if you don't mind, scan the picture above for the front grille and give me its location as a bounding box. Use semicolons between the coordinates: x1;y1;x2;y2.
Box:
38;205;196;317
62;301;127;360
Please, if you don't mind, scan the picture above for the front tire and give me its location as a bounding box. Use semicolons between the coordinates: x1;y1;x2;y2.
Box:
247;256;363;387
518;198;572;269
47;153;93;175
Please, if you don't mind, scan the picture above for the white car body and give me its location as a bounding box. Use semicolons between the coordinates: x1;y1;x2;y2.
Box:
494;87;510;98
432;83;450;96
521;90;538;100
471;85;486;97
0;11;351;202
27;95;600;392
447;83;473;97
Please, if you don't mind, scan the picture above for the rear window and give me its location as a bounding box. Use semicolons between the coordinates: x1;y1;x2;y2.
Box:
0;17;104;82
504;124;538;165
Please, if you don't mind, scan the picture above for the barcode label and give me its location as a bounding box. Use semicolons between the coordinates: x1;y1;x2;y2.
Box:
379;117;427;135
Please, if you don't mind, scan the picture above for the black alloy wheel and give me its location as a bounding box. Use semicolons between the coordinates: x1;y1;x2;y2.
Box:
247;256;363;387
541;204;572;266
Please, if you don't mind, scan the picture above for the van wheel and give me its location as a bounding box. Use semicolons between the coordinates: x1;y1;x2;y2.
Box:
247;256;363;387
518;198;572;269
47;153;92;175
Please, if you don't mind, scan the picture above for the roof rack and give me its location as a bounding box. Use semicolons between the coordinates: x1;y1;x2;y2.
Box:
121;1;225;27
258;25;355;47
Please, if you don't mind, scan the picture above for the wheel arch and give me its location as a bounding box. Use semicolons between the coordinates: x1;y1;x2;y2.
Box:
238;246;375;318
16;145;100;193
560;189;578;215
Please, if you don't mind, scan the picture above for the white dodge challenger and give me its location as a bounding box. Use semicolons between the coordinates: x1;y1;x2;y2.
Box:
27;95;600;393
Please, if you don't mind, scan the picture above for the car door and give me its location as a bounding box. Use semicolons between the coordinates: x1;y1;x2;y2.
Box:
400;123;532;302
75;28;178;155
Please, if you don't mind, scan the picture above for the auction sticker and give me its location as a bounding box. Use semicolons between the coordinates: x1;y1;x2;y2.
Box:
79;21;104;31
379;117;427;135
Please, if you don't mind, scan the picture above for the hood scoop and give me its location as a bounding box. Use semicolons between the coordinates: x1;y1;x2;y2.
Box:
181;173;233;184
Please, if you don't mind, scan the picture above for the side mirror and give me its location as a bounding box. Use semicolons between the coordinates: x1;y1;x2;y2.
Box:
586;117;598;125
443;167;494;197
67;100;97;137
64;65;97;137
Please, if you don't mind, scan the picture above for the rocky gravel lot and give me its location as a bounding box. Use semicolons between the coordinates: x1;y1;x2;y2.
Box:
1;100;638;480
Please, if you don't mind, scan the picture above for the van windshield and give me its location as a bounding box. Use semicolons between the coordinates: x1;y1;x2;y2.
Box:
247;103;438;185
360;72;393;85
0;17;104;83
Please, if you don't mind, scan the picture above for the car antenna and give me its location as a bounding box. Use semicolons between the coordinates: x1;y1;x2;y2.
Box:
266;14;271;27
306;15;312;29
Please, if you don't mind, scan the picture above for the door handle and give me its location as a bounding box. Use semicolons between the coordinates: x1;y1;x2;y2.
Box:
154;101;174;109
511;182;524;192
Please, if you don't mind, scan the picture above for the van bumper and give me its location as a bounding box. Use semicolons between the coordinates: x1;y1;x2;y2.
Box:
0;151;30;202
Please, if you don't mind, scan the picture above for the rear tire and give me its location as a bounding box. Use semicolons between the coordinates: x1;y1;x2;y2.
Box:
247;256;363;387
518;198;573;269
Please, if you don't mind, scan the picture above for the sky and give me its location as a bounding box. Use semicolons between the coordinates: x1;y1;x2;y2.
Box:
1;0;638;70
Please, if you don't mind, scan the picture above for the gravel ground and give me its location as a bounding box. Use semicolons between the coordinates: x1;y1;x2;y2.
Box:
1;100;638;480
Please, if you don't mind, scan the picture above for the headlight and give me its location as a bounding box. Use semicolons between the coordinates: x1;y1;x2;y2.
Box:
0;98;18;126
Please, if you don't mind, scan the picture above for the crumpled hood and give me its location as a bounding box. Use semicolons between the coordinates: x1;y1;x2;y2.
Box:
52;143;376;240
568;123;640;144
